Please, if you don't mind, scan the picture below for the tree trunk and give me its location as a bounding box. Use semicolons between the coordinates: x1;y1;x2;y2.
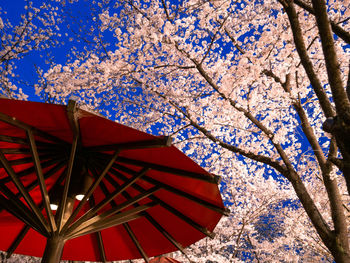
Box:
330;240;350;263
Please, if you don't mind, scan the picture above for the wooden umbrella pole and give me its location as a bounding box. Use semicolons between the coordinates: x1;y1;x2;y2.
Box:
42;197;75;263
42;235;66;263
42;100;80;263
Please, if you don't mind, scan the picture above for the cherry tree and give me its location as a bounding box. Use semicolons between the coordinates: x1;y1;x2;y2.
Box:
0;0;64;100
30;0;350;262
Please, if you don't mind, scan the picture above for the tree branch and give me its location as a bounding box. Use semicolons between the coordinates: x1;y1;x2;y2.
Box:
279;0;335;118
294;0;350;45
264;68;347;259
311;0;350;121
161;0;172;21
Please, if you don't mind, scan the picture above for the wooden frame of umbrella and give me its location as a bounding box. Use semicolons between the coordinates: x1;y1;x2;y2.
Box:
0;100;229;263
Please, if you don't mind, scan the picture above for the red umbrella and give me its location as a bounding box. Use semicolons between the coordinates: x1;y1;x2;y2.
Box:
0;98;227;262
149;256;182;263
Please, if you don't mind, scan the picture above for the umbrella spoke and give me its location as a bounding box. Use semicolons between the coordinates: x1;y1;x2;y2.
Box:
93;152;220;184
6;224;30;258
0;148;31;154
61;150;120;234
66;100;81;140
67;202;157;240
0;112;68;145
86;136;172;152
116;156;220;184
27;130;57;233
100;178;179;257
72;167;150;228
105;171;215;239
56;100;81;230
0;192;46;235
68;185;159;236
114;163;229;216
0;151;50;234
142;213;188;257
117;186;188;258
24;160;66;194
124;223;149;263
0;153;57;172
99;178;151;260
0;135;27;145
95;231;107;263
0;156;66;184
7;154;52;166
89;196;107;263
143;176;229;215
55;136;78;230
0;147;61;155
0;134;63;149
0;160;66;215
4;161;67;218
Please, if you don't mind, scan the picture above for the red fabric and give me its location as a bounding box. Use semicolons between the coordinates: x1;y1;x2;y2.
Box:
0;98;224;261
150;256;182;263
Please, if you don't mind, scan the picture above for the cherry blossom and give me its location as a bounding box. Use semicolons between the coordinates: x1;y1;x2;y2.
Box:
6;0;350;261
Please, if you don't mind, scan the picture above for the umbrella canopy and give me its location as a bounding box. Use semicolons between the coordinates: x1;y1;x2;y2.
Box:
0;98;227;262
149;256;182;263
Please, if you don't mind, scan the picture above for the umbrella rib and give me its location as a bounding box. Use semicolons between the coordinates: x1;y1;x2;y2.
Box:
0;147;62;155
114;182;189;258
61;150;120;234
67;186;160;236
6;224;30;258
115;182;188;257
142;212;188;256
0;111;68;145
67;203;157;240
124;223;149;263
6;156;40;166
67;213;144;240
86;136;172;152
55;131;78;230
100;178;154;263
56;100;81;230
0;160;66;215
24;160;66;194
66;99;81;138
0;134;28;144
0;134;62;149
115;156;220;184
70;167;150;229
99;178;151;261
0;155;66;184
143;176;229;215
157;199;215;239
0;148;31;154
6;153;55;166
105;172;215;239
90;167;149;213
89;196;107;263
0;192;46;235
95;231;107;263
101;173;193;257
0;154;55;171
113;163;229;216
0;151;50;234
27;130;57;233
94;153;220;184
67;163;155;236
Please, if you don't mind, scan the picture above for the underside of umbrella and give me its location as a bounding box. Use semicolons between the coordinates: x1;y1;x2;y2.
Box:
0;98;228;262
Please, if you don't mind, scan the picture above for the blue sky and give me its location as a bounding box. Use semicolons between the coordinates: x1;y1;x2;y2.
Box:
1;0;100;101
